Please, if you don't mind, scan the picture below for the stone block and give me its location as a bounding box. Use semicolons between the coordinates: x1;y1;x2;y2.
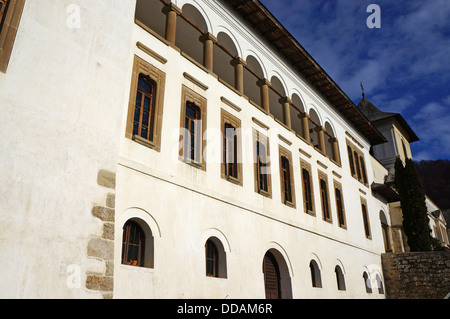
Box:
87;238;114;261
86;275;113;292
92;206;115;222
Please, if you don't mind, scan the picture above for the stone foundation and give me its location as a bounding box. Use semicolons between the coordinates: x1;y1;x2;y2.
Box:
381;251;450;299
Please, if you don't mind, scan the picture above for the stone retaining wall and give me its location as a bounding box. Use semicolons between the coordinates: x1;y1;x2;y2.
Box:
381;251;450;299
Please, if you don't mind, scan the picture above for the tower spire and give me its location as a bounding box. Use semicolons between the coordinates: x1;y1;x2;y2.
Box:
360;82;365;98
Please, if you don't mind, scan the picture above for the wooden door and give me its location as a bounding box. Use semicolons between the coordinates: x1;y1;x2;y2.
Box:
263;252;280;299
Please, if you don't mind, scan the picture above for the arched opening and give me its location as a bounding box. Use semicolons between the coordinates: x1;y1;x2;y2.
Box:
205;237;227;278
308;109;321;147
335;265;346;291
176;4;208;66
380;210;392;252
269;76;286;124
244;55;264;106
376;274;385;294
324;122;340;164
214;32;239;89
262;249;292;299
309;260;322;288
121;218;154;268
291;93;305;137
363;271;372;293
135;0;166;39
324;122;334;158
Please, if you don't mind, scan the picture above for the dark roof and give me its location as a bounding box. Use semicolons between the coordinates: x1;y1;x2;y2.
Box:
371;183;401;203
356;97;419;142
222;0;386;146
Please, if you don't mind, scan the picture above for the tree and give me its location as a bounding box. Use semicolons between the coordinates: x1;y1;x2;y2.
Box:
394;157;435;251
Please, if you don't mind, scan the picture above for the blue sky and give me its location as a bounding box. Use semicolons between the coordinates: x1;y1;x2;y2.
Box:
260;0;450;161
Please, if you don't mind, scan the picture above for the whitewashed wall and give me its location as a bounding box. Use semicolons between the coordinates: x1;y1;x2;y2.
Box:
0;0;136;298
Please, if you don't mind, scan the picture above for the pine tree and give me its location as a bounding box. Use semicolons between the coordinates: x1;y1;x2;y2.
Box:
394;157;434;251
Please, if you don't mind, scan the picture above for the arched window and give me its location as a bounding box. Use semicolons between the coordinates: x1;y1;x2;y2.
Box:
376;274;385;294
310;260;322;288
335;266;346;291
205;237;227;278
133;75;156;141
363;271;372;293
205;239;219;277
122;220;146;267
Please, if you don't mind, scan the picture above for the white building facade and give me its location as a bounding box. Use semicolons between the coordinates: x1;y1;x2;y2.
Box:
0;0;390;298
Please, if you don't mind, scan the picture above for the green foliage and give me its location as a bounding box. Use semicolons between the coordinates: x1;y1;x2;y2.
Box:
394;157;434;252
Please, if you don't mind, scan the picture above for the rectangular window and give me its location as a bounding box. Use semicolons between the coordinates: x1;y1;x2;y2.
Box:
361;197;371;239
126;56;166;152
179;86;207;170
253;129;271;197
346;139;368;186
0;0;25;73
300;160;315;215
279;145;295;207
221;109;242;185
318;171;331;222
334;181;346;228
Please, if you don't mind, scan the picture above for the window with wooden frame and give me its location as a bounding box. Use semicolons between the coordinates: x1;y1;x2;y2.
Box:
359;155;368;184
300;160;315;215
253;129;271;197
134;74;156;140
279;146;295;207
126;55;166;151
346;139;368;186
318;171;332;223
0;0;25;73
205;239;218;277
121;220;146;267
334;180;346;228
361;197;372;239
347;145;355;176
179;85;207;170
221;109;242;185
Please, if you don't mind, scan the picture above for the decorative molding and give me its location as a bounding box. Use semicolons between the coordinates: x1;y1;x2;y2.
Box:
183;72;209;91
278;134;292;146
332;171;342;179
252;117;269;131
299;148;311;159
220;96;242;112
317;160;328;170
136;42;168;64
